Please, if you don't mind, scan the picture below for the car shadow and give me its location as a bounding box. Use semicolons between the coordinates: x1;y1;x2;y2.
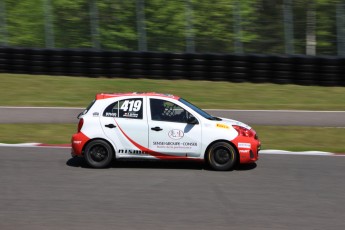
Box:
66;157;256;171
235;163;257;171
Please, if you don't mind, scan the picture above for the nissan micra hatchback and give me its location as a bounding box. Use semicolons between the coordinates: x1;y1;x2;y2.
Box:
72;93;260;171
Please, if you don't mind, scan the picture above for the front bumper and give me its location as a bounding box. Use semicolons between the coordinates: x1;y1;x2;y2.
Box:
232;137;261;164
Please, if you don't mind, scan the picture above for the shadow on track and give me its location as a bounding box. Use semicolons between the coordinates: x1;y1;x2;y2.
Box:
66;157;256;171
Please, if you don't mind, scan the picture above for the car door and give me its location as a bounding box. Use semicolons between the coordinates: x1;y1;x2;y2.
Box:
147;97;202;158
100;97;149;158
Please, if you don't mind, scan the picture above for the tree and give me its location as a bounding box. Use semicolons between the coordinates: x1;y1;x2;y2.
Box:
6;0;45;47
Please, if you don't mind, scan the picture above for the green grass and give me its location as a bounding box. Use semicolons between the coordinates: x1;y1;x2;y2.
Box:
1;73;345;110
0;124;344;153
0;124;75;144
252;126;345;153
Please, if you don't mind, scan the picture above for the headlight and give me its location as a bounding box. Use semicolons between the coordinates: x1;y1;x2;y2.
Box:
232;125;257;139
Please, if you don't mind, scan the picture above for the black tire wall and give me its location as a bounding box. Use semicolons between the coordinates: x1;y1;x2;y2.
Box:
0;47;344;86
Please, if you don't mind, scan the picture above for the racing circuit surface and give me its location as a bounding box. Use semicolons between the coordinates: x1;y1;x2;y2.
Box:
0;146;344;230
1;107;345;126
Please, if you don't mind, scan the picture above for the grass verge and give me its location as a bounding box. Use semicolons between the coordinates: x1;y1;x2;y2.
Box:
0;124;344;153
252;125;345;153
1;73;345;110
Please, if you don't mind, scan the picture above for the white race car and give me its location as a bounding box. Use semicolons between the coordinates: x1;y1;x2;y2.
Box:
71;93;260;170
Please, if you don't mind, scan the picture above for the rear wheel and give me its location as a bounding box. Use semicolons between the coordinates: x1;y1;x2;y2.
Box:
206;142;237;171
84;140;114;168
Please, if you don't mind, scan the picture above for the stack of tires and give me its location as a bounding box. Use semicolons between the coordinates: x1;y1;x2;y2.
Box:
271;55;294;84
224;54;248;83
0;47;32;74
184;53;207;80
0;47;344;86
316;56;343;86
292;55;318;86
247;54;272;83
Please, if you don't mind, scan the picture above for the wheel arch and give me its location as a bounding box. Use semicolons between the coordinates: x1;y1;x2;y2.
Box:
82;138;116;157
204;139;239;162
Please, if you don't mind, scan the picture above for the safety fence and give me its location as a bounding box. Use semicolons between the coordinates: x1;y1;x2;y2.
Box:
0;47;344;86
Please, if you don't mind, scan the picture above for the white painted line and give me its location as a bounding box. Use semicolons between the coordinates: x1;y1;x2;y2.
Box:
0;143;41;147
0;143;71;148
259;150;334;156
206;109;345;113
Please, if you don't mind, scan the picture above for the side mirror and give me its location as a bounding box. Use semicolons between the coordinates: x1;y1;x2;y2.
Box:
187;116;199;125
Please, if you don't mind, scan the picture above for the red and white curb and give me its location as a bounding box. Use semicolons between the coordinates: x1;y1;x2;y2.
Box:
0;143;71;148
0;143;343;156
259;149;335;156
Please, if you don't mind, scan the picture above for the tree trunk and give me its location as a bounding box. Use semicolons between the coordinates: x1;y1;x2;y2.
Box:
306;0;316;55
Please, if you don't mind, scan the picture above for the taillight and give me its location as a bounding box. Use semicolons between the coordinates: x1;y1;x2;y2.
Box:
232;125;255;138
77;118;84;132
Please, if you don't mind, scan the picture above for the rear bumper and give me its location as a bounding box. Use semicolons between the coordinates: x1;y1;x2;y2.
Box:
71;132;90;157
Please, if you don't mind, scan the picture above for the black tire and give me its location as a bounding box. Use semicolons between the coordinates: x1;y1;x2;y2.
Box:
206;142;237;171
84;140;114;168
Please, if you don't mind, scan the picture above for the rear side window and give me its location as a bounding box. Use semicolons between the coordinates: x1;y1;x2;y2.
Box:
103;98;143;119
78;100;96;118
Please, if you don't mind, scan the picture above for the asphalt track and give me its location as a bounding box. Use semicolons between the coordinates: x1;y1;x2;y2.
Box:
0;146;344;230
1;107;345;126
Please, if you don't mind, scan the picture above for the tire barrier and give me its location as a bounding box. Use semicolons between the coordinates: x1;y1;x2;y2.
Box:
0;47;344;86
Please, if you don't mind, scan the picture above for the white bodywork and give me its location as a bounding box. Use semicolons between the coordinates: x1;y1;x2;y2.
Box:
79;95;250;160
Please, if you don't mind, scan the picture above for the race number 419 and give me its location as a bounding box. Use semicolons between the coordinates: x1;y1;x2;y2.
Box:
120;100;142;112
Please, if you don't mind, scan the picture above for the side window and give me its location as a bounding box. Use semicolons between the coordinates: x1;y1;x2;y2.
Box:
150;99;193;123
103;98;143;119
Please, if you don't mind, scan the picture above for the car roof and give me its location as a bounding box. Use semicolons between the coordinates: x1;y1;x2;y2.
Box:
96;92;180;100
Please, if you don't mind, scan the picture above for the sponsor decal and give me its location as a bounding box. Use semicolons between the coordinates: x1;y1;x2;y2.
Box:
118;149;148;155
123;112;139;118
238;142;251;149
239;149;250;153
152;141;197;149
105;112;117;117
153;141;180;145
168;129;184;140
73;141;82;144
216;123;229;129
93;112;99;117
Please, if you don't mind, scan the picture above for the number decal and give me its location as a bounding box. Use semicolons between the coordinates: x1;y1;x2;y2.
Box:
120;100;129;111
120;100;142;112
133;100;142;111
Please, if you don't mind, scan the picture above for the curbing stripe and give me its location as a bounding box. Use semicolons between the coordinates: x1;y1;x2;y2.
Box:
259;150;334;156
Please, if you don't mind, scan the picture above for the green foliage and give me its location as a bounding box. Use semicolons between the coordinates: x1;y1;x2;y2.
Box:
98;0;137;50
6;0;45;47
1;0;344;55
145;0;186;51
53;0;92;48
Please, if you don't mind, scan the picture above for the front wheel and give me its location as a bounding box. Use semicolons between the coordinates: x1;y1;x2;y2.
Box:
84;140;114;168
206;142;238;171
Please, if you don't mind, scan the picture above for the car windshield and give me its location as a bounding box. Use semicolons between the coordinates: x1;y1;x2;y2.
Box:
179;98;221;121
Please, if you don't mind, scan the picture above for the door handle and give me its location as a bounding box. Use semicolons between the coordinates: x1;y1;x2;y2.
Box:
151;126;163;131
105;124;117;129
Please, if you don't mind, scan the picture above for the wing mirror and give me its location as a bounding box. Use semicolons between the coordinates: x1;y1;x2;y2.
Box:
187;116;199;125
